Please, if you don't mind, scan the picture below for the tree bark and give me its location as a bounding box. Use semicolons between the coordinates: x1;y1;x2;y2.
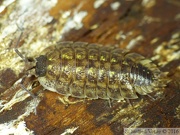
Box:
0;0;179;135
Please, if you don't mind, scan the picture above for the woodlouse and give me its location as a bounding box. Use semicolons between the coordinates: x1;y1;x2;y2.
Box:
18;41;168;101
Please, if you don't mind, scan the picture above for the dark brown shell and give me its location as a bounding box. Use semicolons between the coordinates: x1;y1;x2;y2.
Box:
35;41;168;100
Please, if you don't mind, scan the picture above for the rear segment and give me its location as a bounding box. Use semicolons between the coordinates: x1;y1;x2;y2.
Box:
36;42;169;100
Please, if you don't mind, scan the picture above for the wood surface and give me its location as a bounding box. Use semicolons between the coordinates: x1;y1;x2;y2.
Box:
0;0;179;135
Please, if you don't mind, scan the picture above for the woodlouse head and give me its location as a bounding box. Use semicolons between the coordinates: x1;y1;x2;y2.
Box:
35;55;47;77
15;34;47;78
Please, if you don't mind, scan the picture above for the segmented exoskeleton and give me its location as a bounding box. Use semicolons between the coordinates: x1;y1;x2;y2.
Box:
34;41;168;100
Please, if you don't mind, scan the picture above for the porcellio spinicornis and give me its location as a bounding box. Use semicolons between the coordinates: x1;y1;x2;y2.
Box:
28;41;168;101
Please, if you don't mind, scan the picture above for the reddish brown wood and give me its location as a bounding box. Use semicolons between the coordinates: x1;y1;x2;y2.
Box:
0;0;179;135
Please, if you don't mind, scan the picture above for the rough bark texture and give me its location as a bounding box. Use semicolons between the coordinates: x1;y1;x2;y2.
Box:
0;0;179;135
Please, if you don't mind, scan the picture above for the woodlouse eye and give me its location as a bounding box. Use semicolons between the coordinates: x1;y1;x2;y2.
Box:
35;55;47;77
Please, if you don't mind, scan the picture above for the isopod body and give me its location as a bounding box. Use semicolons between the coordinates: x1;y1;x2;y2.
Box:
35;42;167;100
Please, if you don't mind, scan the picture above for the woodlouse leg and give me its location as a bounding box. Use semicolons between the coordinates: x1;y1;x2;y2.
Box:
146;94;155;101
108;99;112;108
58;96;84;106
58;96;70;106
125;98;133;107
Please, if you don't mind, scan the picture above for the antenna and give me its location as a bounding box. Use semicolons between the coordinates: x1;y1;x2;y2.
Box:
14;29;37;102
14;25;28;63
